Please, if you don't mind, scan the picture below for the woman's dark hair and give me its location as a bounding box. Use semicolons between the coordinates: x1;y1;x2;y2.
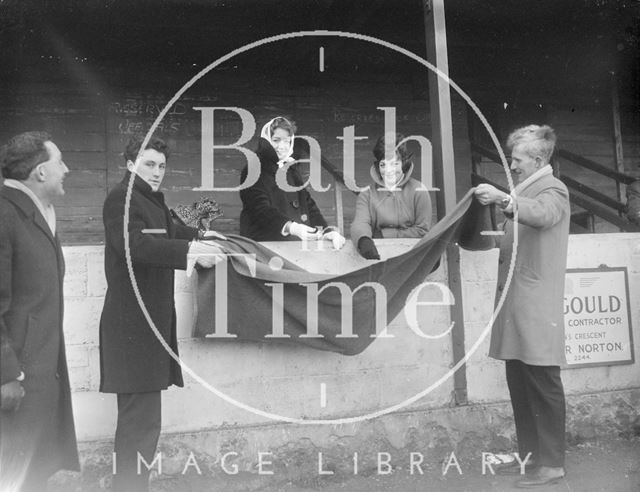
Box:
123;135;169;163
372;133;412;174
0;131;52;180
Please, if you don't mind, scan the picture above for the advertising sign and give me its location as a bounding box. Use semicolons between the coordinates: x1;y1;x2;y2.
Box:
564;267;634;368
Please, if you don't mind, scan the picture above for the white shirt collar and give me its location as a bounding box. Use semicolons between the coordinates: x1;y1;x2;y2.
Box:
3;179;56;235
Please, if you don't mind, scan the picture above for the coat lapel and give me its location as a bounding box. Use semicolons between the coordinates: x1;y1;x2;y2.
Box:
0;186;57;248
519;173;553;200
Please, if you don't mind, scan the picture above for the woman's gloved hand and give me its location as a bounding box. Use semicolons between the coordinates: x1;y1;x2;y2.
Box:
322;230;346;250
357;236;380;260
288;222;322;241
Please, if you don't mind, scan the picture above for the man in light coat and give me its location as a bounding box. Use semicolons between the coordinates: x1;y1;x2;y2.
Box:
0;131;79;491
475;125;570;488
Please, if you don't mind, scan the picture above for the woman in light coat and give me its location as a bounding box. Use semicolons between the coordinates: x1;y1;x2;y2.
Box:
350;133;432;259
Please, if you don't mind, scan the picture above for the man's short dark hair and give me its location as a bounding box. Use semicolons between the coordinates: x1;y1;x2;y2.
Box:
0;131;52;180
123;135;169;164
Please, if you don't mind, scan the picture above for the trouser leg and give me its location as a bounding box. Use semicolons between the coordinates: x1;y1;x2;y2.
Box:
1;378;61;492
521;364;566;467
506;359;538;463
112;392;161;492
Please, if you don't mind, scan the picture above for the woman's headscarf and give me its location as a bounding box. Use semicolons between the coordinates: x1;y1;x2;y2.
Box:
260;117;295;168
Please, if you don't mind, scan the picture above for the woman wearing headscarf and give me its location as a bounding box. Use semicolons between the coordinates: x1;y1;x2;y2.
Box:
350;133;433;259
239;116;345;249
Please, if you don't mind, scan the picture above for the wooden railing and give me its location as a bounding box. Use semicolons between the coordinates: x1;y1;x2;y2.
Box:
320;155;358;234
470;142;640;233
294;140;359;235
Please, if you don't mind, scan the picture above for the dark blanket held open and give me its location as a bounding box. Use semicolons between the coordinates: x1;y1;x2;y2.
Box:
194;189;489;355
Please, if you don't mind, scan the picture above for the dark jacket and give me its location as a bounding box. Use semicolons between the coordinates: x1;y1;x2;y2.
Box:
350;163;433;245
99;172;198;393
0;185;79;479
626;179;640;225
239;138;327;241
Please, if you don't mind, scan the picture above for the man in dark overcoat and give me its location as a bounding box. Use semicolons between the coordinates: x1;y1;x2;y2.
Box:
99;136;220;492
0;131;79;491
475;125;571;488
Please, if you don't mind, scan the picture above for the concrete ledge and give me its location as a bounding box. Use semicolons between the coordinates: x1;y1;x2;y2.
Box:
63;234;640;443
56;387;640;490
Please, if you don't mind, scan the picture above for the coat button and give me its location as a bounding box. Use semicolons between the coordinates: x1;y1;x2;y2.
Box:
499;258;504;265
497;284;504;292
55;372;60;379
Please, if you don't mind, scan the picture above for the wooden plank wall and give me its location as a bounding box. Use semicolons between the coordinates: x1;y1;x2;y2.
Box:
474;104;640;233
0;88;108;243
6;74;635;241
1;73;472;245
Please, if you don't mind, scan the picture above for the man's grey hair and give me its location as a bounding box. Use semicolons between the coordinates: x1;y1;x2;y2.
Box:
507;125;557;163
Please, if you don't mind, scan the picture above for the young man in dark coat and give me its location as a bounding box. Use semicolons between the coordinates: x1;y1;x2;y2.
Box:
0;131;79;491
99;136;221;492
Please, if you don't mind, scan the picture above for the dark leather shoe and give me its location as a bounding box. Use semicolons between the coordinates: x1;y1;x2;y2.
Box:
516;466;565;488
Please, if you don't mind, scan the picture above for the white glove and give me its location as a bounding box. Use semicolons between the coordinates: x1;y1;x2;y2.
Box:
201;230;227;240
187;241;225;276
288;222;321;241
322;230;346;250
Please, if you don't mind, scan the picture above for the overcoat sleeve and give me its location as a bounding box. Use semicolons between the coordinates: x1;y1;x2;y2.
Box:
173;223;199;241
303;189;328;229
0;207;21;384
350;189;374;245
239;168;291;234
103;189;191;270
508;185;569;229
391;189;432;238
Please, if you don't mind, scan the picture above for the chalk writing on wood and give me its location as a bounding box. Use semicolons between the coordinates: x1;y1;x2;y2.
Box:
110;100;189;117
114;118;243;138
332;109;429;125
110;98;245;138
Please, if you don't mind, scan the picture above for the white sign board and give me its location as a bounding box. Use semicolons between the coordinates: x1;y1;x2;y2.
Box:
564;267;634;368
